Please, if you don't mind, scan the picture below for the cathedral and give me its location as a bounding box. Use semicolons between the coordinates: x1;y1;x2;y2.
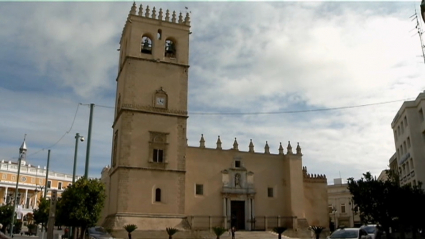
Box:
100;3;328;236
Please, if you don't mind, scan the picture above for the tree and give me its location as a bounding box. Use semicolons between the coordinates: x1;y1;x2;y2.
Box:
123;224;137;239
33;197;50;230
0;205;14;233
165;227;178;239
348;171;425;239
56;178;106;239
272;227;287;239
212;227;227;239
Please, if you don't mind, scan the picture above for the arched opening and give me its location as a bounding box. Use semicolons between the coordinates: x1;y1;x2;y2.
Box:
155;188;161;202
165;39;176;58
157;29;162;40
141;36;152;54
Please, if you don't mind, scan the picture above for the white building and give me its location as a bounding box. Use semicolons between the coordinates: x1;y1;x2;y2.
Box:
391;90;425;186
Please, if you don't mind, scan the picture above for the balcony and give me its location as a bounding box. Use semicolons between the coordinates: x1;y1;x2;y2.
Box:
399;152;410;165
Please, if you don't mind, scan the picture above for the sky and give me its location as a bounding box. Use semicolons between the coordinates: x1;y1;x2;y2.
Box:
0;1;424;184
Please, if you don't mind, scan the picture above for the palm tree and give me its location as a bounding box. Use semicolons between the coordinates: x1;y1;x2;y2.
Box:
273;227;287;239
310;226;325;239
123;224;138;239
212;227;227;239
166;227;178;239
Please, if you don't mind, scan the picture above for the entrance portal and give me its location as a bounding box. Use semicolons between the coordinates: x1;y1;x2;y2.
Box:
231;201;245;230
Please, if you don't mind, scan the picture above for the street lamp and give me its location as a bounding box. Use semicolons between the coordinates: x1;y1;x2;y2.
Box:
73;133;85;183
71;133;84;239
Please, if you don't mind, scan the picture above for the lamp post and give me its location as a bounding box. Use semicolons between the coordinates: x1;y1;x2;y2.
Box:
73;133;85;183
70;133;84;239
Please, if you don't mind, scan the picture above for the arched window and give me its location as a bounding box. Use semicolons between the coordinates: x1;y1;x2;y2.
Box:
155;188;161;202
141;36;152;54
165;39;176;58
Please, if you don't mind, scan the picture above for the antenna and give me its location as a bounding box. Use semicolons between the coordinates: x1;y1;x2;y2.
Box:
410;9;425;64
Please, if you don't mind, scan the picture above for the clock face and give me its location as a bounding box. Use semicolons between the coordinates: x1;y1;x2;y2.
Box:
156;97;166;106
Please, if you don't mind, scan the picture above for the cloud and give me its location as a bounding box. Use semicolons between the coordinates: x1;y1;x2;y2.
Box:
0;2;424;183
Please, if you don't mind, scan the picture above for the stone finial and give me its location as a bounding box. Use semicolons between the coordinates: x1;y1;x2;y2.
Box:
172;11;177;23
178;12;183;23
249;139;254;153
279;142;284;155
130;1;137;15
200;134;205;148
216;136;222;150
296;142;302;155
159;8;163;21
264;141;270;154
287;141;293;154
152;7;157;19
165;9;170;21
185;12;191;25
233;137;239;151
138;4;143;16
145;5;150;18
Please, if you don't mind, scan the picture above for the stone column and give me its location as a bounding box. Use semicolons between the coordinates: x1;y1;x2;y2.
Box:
4;187;8;203
227;198;231;229
24;189;28;208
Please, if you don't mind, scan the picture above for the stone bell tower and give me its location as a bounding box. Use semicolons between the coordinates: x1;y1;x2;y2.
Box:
104;2;191;229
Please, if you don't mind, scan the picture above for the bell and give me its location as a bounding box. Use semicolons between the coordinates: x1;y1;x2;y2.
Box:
165;41;176;57
141;39;152;54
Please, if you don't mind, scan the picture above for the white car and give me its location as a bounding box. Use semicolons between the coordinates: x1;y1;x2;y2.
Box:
360;225;377;239
328;228;372;239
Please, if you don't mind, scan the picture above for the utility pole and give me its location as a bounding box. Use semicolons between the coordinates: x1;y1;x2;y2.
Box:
10;135;26;237
411;9;425;64
84;103;94;178
44;150;51;198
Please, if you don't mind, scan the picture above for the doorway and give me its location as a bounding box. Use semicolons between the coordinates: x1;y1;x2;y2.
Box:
231;201;245;230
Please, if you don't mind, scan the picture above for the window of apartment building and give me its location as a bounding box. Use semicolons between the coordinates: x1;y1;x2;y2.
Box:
401;122;404;134
410;158;414;171
149;132;168;163
406;162;410;173
195;184;204;195
11;176;15;181
394;130;397;140
267;187;274;198
2;174;6;179
404;116;408;126
47;180;52;188
341;204;346;213
234;160;241;168
31;178;35;183
398;126;401;135
397;148;400;159
21;176;27;182
39;178;43;184
58;182;63;190
419;108;424;121
407;137;411;148
400;145;404;155
403;141;407;152
155;188;161;202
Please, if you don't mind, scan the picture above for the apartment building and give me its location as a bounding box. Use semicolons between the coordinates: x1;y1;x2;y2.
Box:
391;90;425;186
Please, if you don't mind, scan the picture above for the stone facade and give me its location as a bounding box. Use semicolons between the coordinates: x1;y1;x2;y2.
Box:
101;2;328;235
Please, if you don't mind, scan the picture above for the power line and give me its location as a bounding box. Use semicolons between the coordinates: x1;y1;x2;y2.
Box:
28;103;82;157
189;98;414;115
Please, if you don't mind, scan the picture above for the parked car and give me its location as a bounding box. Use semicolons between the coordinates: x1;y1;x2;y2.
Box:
361;225;377;239
87;227;114;239
328;228;371;239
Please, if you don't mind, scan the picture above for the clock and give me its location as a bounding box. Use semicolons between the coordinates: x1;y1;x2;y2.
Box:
155;96;166;107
